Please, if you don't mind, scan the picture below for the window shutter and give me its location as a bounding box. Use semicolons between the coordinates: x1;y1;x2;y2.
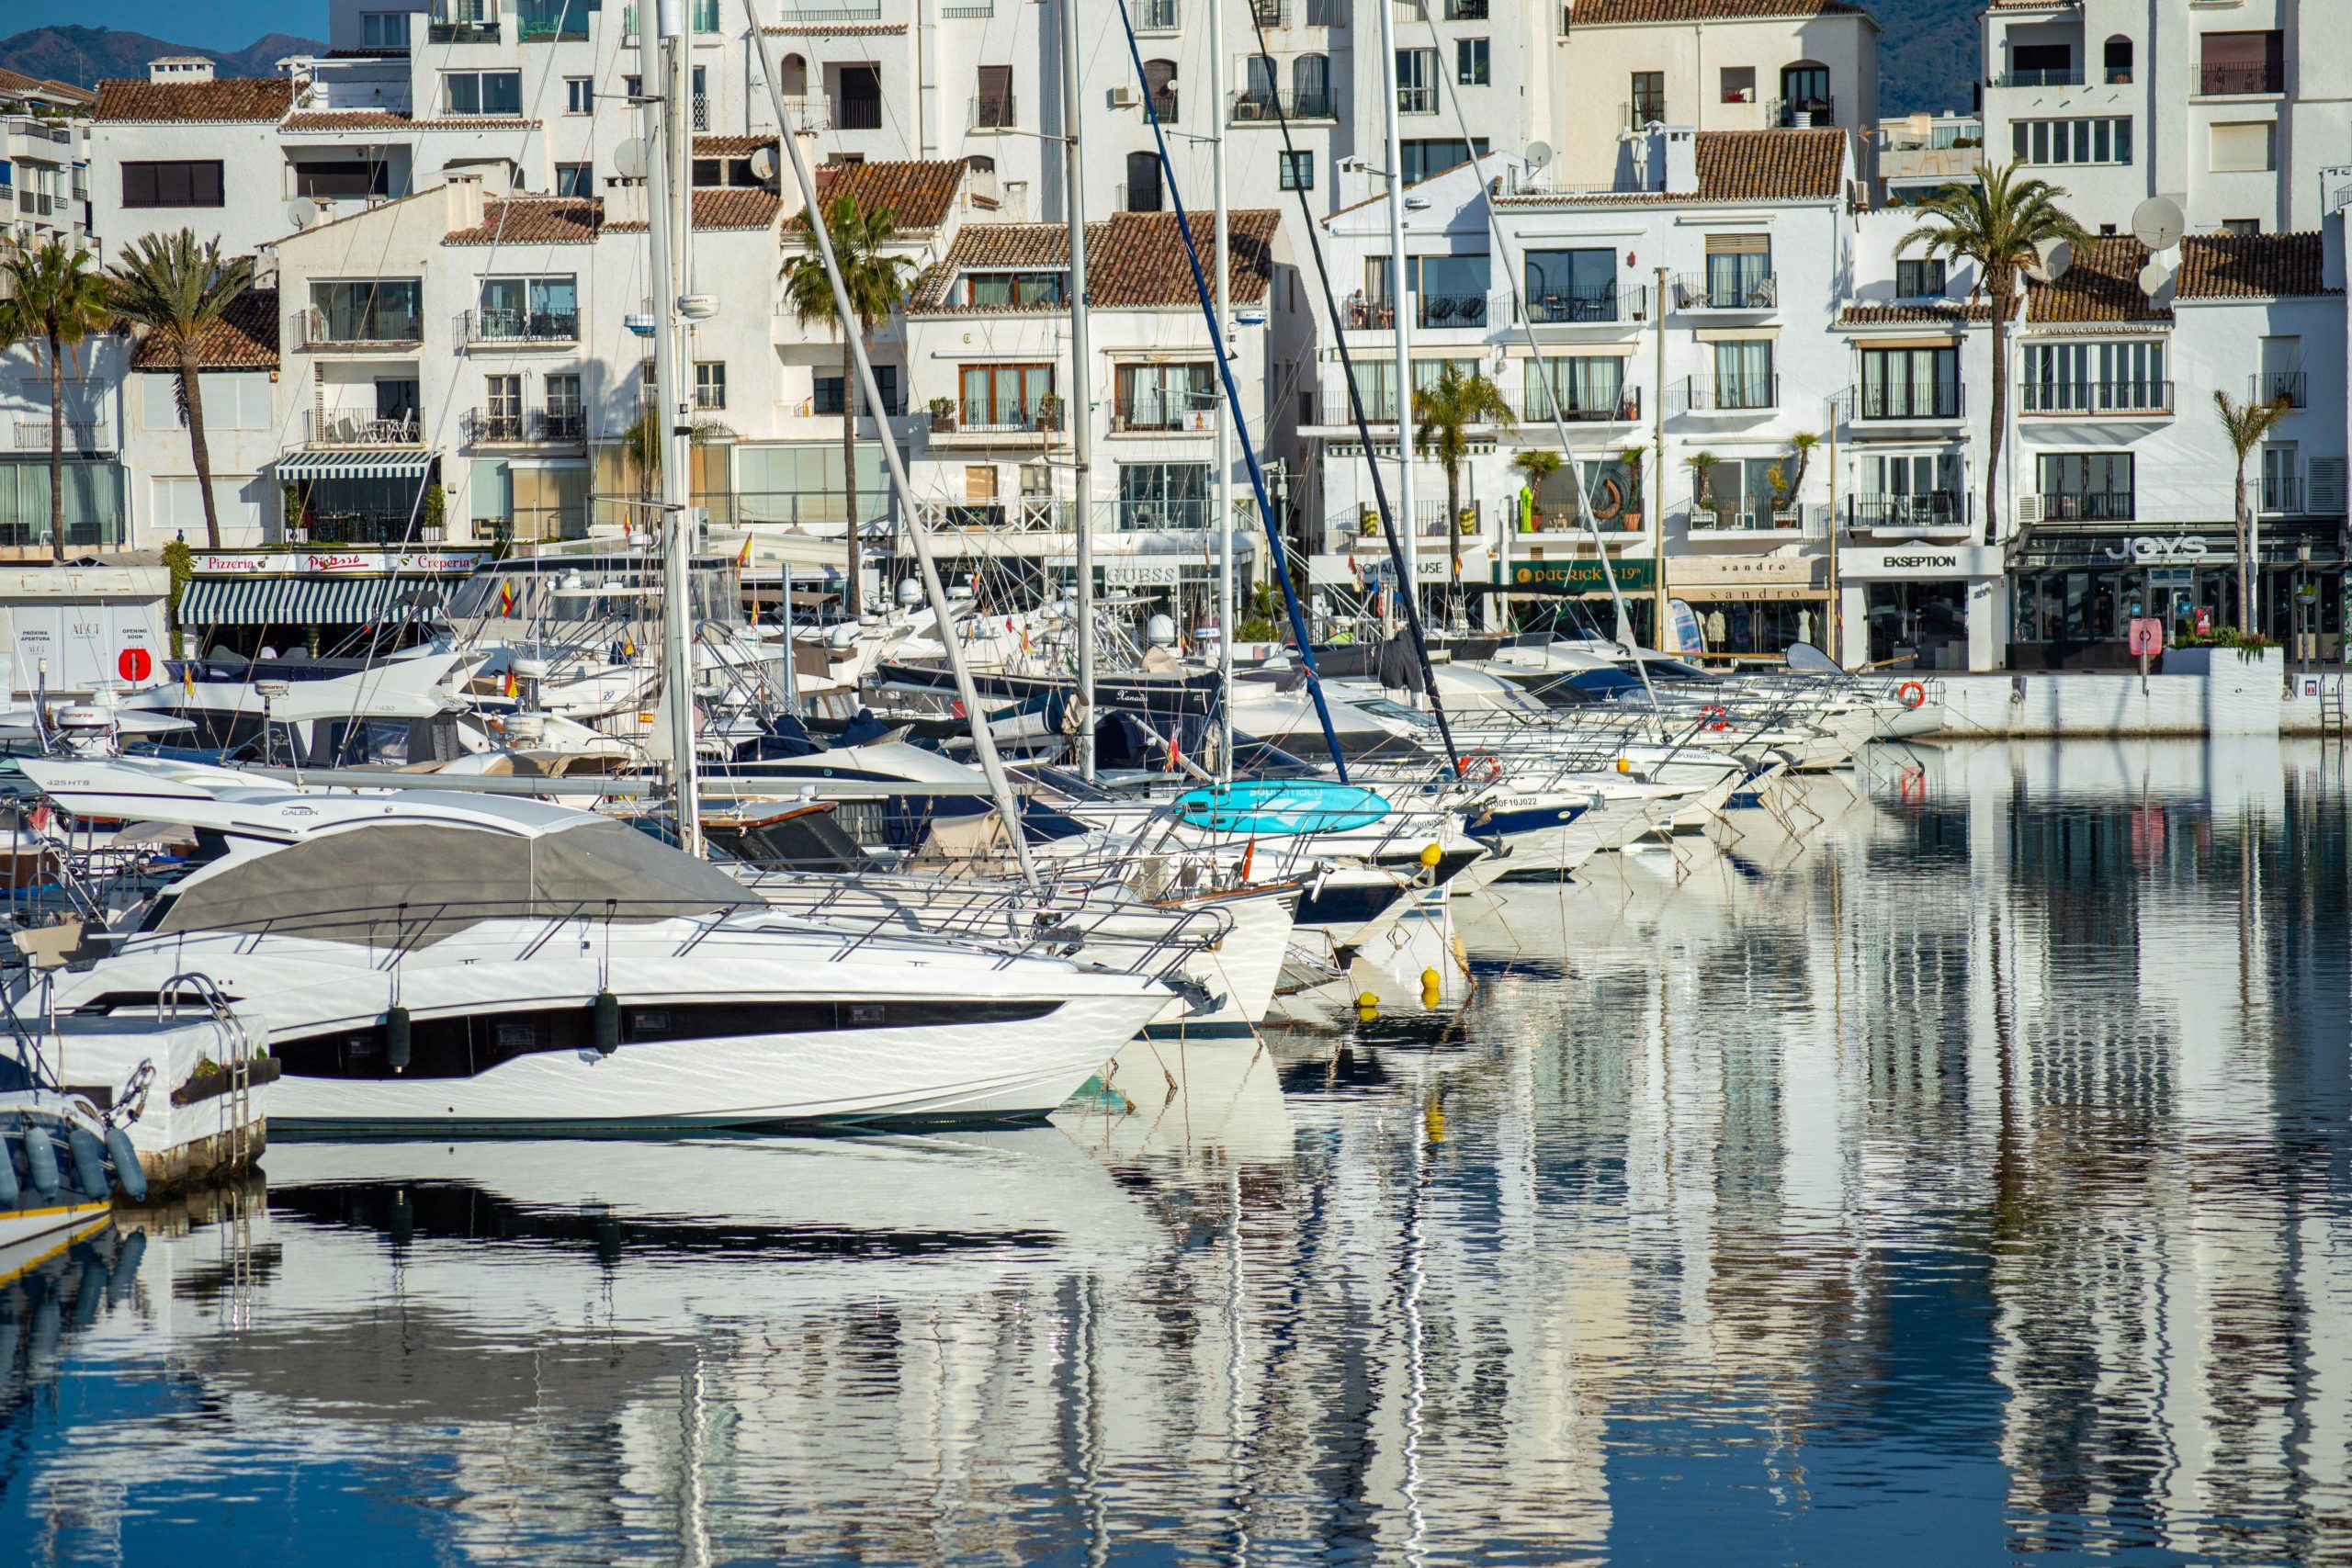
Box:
1704;232;1770;255
2309;457;2346;516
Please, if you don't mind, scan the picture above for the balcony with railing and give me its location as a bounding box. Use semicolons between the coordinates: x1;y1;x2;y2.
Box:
10;418;111;453
969;93;1017;131
461;308;580;347
1687;501;1830;536
833;93;884;130
1230;88;1333;123
1623;98;1668;131
515;0;591;39
463;407;585;446
1848;493;1970;536
1135;0;1180;28
1443;0;1490;17
1520;284;1648;326
775;94;831;131
1250;0;1292;23
932;396;1061;438
2199;62;2283;96
16;190;53;217
427;3;502;43
916;498;1069;534
2018;379;2172;417
2250;371;2305;409
2032;490;2134;523
2262;475;2302;515
305;408;424;447
1770;94;1835;127
1114;390;1211;433
775;0;879;20
1672;271;1778;312
1522;387;1642;425
1670;375;1778;415
1850;381;1964;423
1398;85;1437;116
294;305;424;352
1988;66;2083;89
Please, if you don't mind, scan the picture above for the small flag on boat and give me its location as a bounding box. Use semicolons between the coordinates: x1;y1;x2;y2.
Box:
181;661;196;697
503;667;518;699
499;580;516;616
736;533;752;567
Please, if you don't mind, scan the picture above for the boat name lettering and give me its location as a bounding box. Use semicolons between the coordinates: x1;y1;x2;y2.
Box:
2103;535;2210;563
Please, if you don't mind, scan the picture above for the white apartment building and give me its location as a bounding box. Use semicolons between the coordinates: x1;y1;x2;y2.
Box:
0;67;95;254
1555;0;1881;188
120;288;286;550
899;208;1293;614
2005;225;2347;663
1979;0;2352;236
1303;127;1857;654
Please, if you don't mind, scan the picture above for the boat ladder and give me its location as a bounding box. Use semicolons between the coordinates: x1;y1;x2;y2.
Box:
160;972;257;1175
2321;676;2347;746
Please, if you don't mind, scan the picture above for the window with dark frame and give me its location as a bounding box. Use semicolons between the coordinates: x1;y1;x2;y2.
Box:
1279;150;1313;191
121;160;223;209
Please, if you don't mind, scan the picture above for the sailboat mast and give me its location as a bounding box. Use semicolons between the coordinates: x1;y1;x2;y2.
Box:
746;0;1040;890
1210;0;1234;785
643;0;701;854
1377;0;1418;638
1058;0;1096;783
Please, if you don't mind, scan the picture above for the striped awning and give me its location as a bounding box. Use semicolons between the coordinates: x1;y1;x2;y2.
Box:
181;574;445;626
275;449;436;482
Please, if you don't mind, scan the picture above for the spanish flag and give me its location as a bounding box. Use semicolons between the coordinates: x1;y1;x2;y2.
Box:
736;532;753;568
498;580;516;617
503;667;518;699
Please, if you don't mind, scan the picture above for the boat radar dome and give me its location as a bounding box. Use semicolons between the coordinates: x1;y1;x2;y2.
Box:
896;579;922;608
1146;614;1177;649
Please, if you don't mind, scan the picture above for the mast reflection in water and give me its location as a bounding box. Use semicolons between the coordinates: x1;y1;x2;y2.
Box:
4;742;2348;1564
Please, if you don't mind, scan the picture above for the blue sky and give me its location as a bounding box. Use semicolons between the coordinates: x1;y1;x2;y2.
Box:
0;0;323;50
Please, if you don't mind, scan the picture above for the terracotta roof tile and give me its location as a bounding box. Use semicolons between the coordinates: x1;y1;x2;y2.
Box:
0;66;92;105
93;76;292;123
2177;231;2337;299
605;188;783;232
446;196;602;245
282;109;535;131
759;21;907;34
805;159;966;231
2026;234;2168;324
1491;130;1844;208
1693;129;1846;200
1838;302;1991;327
1570;0;1865;19
130;288;279;372
910;209;1278;313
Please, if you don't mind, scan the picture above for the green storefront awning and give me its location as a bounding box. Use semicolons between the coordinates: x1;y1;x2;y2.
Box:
181;575;443;626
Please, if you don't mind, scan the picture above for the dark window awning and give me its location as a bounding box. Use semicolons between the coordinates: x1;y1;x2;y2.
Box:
181;574;445;626
276;450;435;482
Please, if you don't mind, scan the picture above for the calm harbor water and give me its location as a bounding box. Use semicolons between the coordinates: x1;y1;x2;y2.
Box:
6;741;2351;1566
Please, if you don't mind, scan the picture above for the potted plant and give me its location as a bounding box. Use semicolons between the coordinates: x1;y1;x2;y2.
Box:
1457;506;1478;536
1684;450;1721;528
1359;506;1380;539
421;481;447;542
928;395;956;432
1511;449;1561;533
281;479;306;542
1035;392;1062;433
1618;445;1647;532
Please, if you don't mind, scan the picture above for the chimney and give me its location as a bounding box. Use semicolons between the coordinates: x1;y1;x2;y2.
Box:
445;172;485;232
149;57;214;83
2326;208;2346;292
774;130;822;221
606;177;648;230
1652;127;1698;197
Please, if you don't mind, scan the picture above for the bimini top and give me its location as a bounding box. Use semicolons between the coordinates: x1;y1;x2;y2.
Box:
20;758;758;946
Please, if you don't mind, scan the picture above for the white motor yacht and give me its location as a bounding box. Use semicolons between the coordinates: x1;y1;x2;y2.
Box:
15;760;1172;1132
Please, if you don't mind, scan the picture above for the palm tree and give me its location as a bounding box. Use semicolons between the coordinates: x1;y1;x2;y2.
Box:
1785;431;1820;506
1510;448;1562;529
1413;363;1515;616
1;244;114;562
107;231;253;550
1897;163;2089;554
782;194;915;619
2214;389;2291;631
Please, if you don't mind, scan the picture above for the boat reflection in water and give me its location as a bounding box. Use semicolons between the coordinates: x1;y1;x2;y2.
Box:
6;741;2352;1564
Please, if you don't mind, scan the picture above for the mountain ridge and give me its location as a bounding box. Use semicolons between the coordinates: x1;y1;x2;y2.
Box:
0;26;323;90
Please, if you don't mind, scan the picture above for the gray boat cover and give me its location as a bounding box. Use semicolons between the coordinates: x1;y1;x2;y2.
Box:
153;818;758;946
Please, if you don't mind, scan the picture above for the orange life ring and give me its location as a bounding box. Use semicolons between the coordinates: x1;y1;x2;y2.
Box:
1702;704;1730;732
1897;681;1928;711
1457;752;1503;784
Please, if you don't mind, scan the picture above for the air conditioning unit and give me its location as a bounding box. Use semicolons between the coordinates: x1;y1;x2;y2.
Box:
2014;495;2042;525
1109;85;1139;109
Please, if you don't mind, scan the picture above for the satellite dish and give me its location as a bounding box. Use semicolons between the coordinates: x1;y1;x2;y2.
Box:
748;145;777;182
1523;140;1553;173
2138;261;2174;297
2025;235;2073;283
613;138;649;180
284;197;317;229
2132;196;2185;252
